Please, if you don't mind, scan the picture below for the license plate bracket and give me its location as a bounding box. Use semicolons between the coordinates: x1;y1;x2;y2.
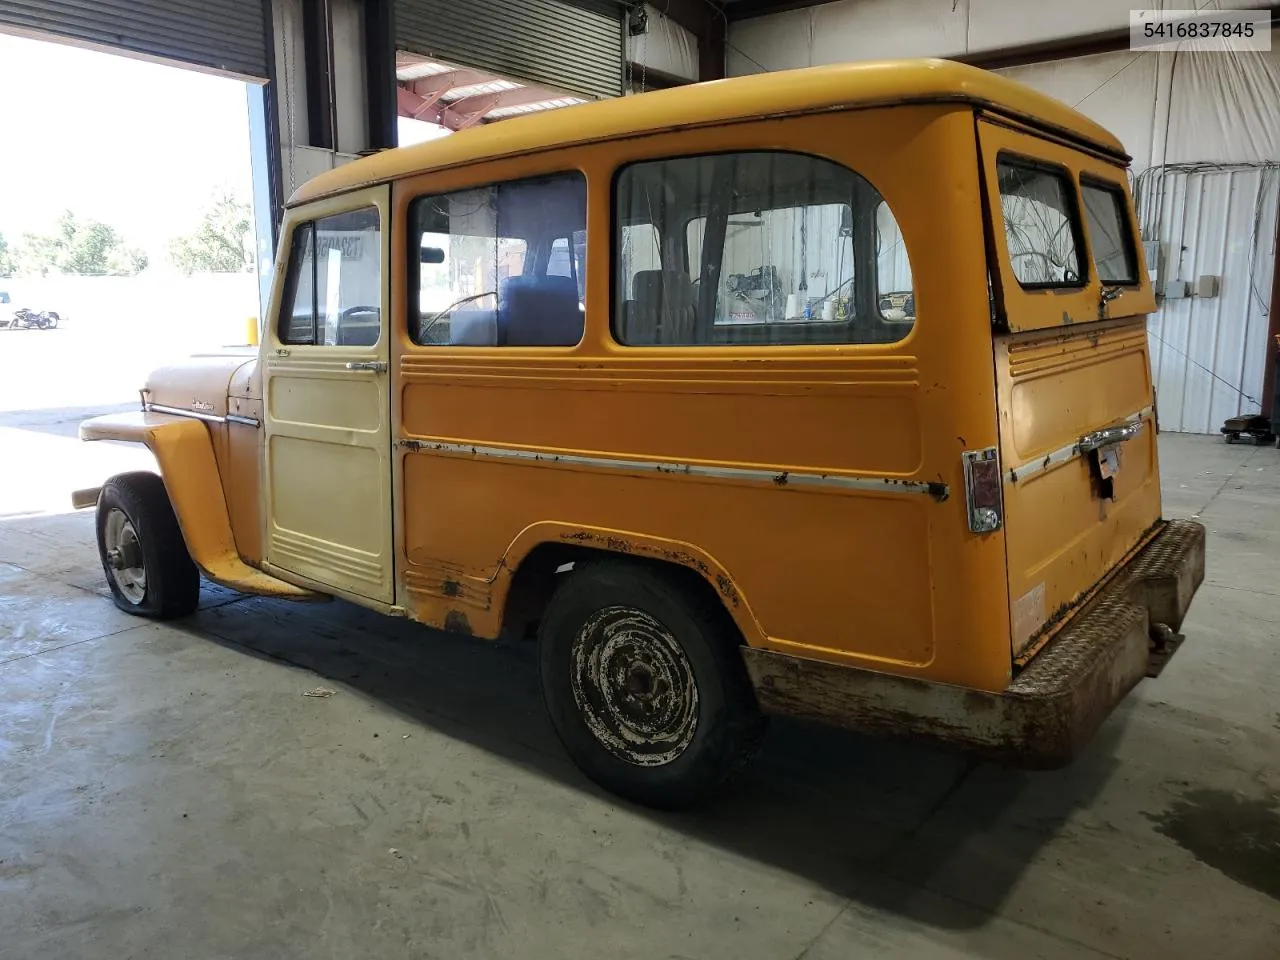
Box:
1089;443;1122;499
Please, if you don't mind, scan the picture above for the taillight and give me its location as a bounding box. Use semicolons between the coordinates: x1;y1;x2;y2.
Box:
962;448;1003;534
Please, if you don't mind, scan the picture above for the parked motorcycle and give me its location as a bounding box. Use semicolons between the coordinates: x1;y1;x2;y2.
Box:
5;308;60;330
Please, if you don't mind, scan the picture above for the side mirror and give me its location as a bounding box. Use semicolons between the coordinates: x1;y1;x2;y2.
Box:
421;246;445;265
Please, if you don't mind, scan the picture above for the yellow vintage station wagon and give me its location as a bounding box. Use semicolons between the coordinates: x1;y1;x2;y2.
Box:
77;59;1204;808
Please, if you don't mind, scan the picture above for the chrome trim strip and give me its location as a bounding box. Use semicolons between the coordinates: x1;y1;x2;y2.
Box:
146;402;224;423
1006;405;1153;484
144;402;260;429
400;439;948;500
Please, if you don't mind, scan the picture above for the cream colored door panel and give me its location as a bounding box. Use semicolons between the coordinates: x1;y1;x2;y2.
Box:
263;185;394;604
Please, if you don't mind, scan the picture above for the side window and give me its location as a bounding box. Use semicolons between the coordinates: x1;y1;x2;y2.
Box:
410;172;587;347
278;208;382;346
620;222;661;300
875;202;915;322
547;229;588;303
996;158;1085;289
1081;181;1138;285
613;151;914;346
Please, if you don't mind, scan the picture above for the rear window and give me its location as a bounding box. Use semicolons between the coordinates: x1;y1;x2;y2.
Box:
996;158;1085;290
1081;181;1138;285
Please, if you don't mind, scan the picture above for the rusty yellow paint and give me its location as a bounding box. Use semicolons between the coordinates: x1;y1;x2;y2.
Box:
289;58;1126;208
79;411;325;601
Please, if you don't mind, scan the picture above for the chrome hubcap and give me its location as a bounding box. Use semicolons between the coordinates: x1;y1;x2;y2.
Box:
103;508;146;604
570;606;698;767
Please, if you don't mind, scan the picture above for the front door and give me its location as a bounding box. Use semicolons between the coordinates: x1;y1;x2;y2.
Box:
263;185;395;604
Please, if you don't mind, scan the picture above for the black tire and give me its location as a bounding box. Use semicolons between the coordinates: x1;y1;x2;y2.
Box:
538;560;765;809
95;472;200;618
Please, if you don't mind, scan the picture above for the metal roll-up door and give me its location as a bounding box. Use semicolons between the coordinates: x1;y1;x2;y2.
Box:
395;0;623;100
0;0;268;79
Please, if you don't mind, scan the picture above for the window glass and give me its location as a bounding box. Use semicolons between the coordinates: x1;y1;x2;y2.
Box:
614;151;913;346
1081;182;1137;284
278;208;382;346
996;159;1084;289
548;229;588;302
410;173;587;347
875;202;915;322
281;223;316;344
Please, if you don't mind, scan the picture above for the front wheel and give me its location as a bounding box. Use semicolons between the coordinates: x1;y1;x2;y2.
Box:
538;560;765;809
95;472;200;618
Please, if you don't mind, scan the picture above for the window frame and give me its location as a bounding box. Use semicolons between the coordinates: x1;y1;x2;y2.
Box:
278;222;317;345
994;152;1090;293
1079;175;1140;287
405;169;589;349
276;209;383;347
610;148;909;349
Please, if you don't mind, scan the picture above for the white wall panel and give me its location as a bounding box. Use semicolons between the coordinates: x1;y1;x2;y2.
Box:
995;52;1160;169
1166;45;1280;164
1139;166;1278;433
728;0;1275;74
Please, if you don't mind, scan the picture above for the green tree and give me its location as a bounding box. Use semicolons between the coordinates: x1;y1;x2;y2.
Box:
0;231;14;276
169;192;254;275
14;210;148;276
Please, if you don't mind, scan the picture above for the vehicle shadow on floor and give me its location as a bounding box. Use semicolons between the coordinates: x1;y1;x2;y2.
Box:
176;585;1124;928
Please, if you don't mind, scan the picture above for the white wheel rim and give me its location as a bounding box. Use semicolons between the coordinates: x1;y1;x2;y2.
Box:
570;605;699;767
103;507;147;604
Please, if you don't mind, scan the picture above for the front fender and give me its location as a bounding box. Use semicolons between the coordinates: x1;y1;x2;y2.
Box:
79;412;320;601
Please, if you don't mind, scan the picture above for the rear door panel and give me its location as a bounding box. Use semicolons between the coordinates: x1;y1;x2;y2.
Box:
978;117;1162;658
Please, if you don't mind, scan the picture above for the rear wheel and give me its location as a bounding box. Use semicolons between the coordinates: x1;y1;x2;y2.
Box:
538;560;765;809
95;472;200;618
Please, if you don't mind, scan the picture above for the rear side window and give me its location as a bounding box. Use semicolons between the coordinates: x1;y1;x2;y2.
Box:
1081;181;1138;284
996;159;1085;289
409;173;586;347
278;208;382;346
614;151;914;346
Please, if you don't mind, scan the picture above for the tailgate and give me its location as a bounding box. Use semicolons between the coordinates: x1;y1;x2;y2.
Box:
995;319;1160;656
976;116;1162;657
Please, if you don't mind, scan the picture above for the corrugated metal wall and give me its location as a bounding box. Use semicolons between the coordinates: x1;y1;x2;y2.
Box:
395;0;623;99
0;0;268;79
1137;165;1279;434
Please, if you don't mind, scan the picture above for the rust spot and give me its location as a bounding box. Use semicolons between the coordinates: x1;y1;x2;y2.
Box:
441;579;460;598
773;472;790;486
443;610;472;635
715;573;740;607
926;481;949;502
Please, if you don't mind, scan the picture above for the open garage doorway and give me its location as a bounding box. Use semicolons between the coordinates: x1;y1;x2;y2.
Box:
0;31;263;516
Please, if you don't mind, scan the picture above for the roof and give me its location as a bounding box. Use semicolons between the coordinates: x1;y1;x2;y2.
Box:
288;58;1128;207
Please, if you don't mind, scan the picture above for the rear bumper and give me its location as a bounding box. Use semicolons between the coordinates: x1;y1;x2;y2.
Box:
741;518;1206;768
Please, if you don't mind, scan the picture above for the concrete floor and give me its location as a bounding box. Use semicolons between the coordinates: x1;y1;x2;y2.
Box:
1;407;1278;960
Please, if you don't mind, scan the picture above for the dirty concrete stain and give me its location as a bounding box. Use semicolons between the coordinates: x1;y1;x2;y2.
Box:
1145;788;1280;901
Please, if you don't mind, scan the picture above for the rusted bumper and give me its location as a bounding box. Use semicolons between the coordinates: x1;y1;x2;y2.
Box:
741;519;1206;768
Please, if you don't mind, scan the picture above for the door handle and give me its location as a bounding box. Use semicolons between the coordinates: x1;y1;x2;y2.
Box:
1079;421;1143;454
345;361;388;372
